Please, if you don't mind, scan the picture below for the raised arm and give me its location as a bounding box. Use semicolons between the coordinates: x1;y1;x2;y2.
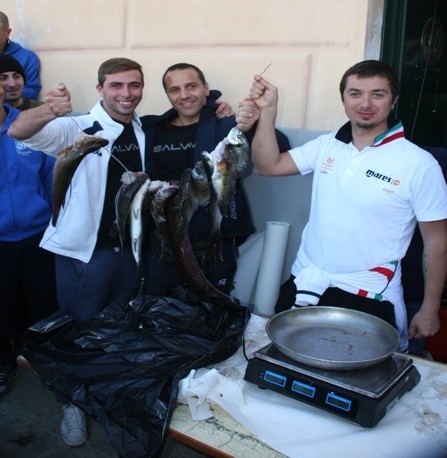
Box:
408;219;447;340
7;83;72;140
243;75;299;176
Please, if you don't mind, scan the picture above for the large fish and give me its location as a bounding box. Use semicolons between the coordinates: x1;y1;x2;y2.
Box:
150;176;238;307
111;171;149;250
52;134;109;226
201;127;250;217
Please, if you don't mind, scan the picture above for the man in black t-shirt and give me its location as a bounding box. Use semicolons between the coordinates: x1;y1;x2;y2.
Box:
142;63;290;296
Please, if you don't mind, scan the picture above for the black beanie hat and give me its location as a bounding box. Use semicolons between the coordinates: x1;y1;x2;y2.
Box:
0;54;25;81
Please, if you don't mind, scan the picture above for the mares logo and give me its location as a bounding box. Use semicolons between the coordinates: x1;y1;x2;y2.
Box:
366;169;400;186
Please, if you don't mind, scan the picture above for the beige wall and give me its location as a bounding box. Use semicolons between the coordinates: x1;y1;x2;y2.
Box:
3;0;373;130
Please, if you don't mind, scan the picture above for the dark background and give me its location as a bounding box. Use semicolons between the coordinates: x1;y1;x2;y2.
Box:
382;0;447;148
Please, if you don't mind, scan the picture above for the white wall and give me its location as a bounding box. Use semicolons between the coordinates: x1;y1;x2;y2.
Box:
3;0;376;131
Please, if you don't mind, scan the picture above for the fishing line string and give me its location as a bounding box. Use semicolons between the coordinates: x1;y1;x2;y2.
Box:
259;62;271;76
69;116;130;172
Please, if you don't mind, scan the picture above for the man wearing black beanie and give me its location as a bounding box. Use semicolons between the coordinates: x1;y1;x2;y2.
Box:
0;54;41;111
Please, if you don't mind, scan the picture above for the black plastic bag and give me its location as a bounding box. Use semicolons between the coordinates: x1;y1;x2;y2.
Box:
23;287;249;457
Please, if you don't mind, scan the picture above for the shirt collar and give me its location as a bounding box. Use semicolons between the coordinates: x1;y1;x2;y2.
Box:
335;118;405;147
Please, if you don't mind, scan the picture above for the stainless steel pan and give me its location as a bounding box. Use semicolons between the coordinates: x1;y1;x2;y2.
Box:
266;306;400;370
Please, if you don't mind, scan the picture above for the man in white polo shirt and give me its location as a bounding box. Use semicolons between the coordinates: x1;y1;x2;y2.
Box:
243;60;447;352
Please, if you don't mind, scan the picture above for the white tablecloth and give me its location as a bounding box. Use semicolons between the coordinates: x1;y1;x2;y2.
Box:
178;315;447;458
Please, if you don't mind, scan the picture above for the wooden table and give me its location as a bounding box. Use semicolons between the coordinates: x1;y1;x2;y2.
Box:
169;403;287;458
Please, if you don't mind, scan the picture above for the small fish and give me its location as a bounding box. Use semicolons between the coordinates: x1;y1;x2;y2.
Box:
129;178;151;273
180;168;211;227
202;138;237;218
189;161;212;208
52;134;109;226
111;171;149;250
201;127;250;218
149;181;180;259
189;163;222;252
227;126;251;175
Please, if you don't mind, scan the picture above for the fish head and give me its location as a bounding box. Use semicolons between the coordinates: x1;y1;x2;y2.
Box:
227;126;247;146
227;127;250;175
120;171;137;185
185;165;211;209
200;152;214;180
147;180;165;196
191;160;209;183
72;134;109;154
56;134;109;161
120;170;149;186
154;181;180;204
192;159;211;186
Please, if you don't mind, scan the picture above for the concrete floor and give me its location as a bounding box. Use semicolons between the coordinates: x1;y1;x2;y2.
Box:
0;365;207;458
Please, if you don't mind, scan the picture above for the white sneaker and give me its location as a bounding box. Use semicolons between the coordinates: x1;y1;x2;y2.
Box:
60;403;87;447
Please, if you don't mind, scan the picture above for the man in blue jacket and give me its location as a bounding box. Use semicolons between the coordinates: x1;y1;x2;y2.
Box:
141;63;290;296
0;12;41;99
0;74;57;402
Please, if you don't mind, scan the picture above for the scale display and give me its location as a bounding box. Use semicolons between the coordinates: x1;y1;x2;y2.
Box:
244;344;421;428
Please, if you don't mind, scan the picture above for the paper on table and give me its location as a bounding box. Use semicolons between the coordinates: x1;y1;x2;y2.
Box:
233;231;265;306
253;221;290;316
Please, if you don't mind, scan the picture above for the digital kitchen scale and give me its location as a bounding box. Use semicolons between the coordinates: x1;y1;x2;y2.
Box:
244;343;421;427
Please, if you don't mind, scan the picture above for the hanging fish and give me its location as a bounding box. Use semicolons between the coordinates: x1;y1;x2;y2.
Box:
201;127;250;217
129;178;151;274
52;134;109;226
149;181;180;260
227;126;251;176
110;171;150;251
183;165;221;261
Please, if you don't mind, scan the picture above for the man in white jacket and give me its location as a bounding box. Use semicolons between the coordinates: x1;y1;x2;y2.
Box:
8;57;146;448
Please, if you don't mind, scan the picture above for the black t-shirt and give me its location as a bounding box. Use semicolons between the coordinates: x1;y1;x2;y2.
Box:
96;121;143;248
152;121;197;180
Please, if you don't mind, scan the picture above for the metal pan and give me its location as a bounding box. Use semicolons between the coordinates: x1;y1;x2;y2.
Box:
266;306;400;370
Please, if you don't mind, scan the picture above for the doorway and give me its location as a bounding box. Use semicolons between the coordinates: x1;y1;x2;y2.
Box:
382;0;447;147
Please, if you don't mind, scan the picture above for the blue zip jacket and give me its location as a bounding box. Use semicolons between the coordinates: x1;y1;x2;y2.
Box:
3;40;41;99
0;105;55;241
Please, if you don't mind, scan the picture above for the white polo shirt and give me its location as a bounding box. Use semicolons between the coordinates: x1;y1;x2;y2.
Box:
289;121;447;349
